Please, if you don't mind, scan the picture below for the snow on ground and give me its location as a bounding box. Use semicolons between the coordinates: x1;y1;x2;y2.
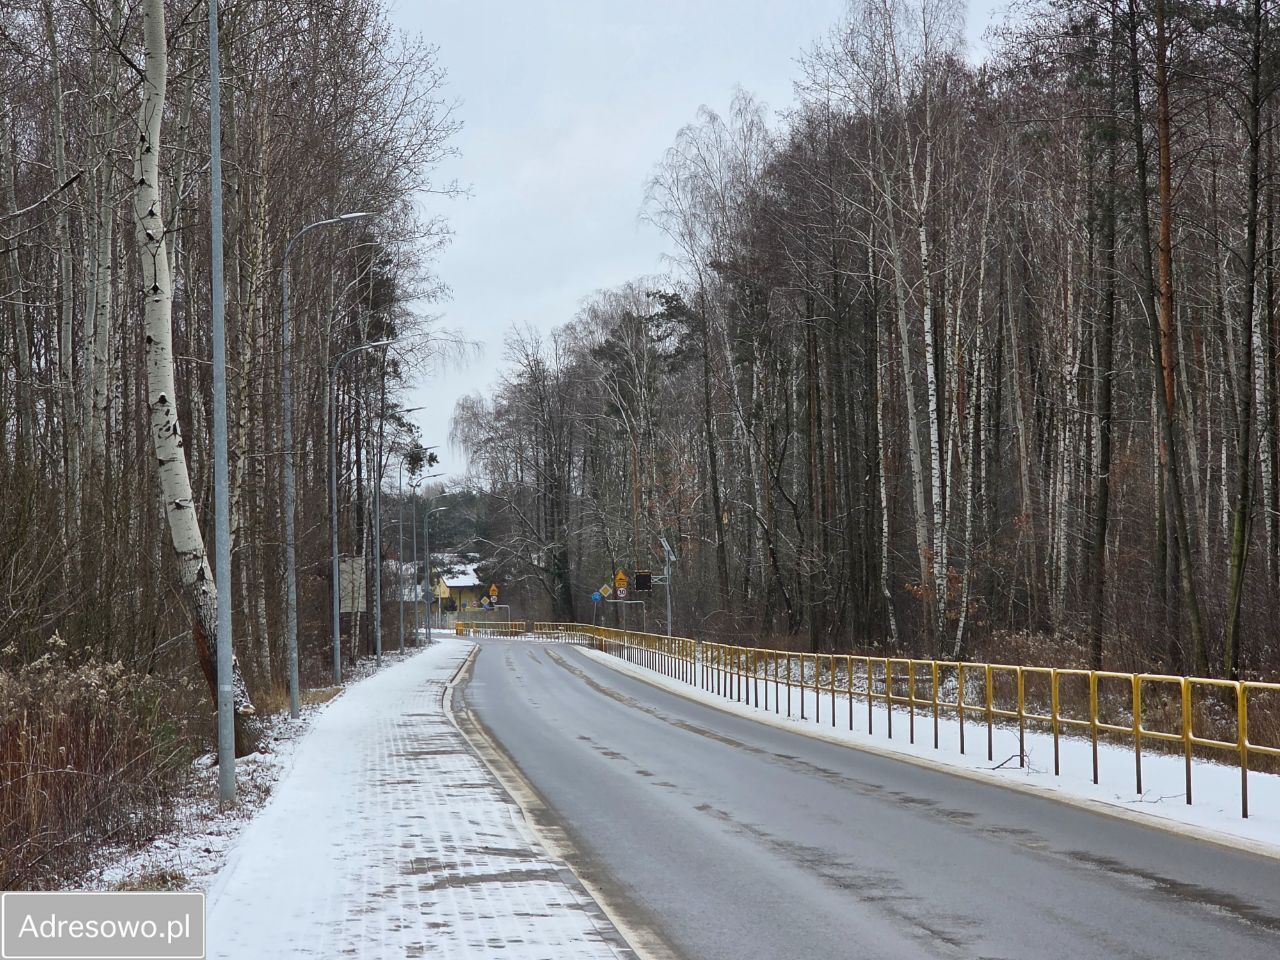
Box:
80;646;432;893
205;634;628;960
581;645;1280;853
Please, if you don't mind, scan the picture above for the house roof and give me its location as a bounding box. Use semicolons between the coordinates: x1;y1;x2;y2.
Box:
441;564;482;590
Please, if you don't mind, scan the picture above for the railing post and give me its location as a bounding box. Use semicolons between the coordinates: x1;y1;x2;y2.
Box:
885;659;893;741
1133;675;1143;796
985;663;994;762
830;654;836;728
1050;669;1060;777
907;661;915;745
778;655;788;721
1090;671;1099;784
800;654;807;721
1181;678;1193;806
867;659;873;736
1239;683;1249;819
847;655;854;731
931;661;939;749
1017;668;1026;768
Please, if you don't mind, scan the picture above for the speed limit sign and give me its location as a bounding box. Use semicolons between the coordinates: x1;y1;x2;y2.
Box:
617;587;627;599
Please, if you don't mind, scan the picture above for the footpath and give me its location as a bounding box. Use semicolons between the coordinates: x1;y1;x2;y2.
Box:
206;636;631;959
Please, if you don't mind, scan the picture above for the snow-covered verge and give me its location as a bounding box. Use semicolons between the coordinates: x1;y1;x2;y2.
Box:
204;635;627;959
582;646;1280;854
75;645;434;893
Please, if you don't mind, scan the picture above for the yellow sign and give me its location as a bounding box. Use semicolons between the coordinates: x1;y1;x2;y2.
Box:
489;584;499;598
600;584;613;598
614;569;629;590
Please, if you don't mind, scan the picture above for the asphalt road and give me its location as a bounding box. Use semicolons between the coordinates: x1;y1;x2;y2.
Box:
463;639;1280;960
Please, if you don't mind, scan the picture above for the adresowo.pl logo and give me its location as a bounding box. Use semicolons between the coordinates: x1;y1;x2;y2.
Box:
1;892;204;959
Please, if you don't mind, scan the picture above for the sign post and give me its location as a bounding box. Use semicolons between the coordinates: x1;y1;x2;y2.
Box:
659;537;677;638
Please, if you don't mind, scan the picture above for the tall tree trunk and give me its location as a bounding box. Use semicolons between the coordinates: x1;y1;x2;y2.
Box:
135;0;256;754
43;1;81;535
1224;0;1267;680
699;295;731;608
1151;0;1208;674
1089;39;1118;669
0;110;33;455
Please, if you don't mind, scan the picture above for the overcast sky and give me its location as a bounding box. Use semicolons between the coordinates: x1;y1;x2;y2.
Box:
390;0;1005;479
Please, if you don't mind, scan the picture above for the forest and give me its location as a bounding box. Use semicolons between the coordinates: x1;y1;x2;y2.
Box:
5;0;1280;891
1;0;455;886
455;0;1280;683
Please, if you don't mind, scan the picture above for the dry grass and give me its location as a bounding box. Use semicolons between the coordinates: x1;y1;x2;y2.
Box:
302;686;342;706
113;868;189;892
0;637;194;890
239;682;342;718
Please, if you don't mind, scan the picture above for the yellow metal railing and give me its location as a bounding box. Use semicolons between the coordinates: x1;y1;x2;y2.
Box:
454;621;598;642
455;620;527;637
530;623;1279;820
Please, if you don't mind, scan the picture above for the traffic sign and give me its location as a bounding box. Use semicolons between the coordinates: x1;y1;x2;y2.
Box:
600;584;613;598
489;584;499;598
635;570;652;592
592;591;602;603
617;587;628;599
614;569;629;590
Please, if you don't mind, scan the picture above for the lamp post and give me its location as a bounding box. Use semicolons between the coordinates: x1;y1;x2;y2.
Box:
407;477;423;641
392;433;430;652
281;211;372;718
329;338;392;684
372;398;383;669
422;505;445;632
208;0;234;803
407;472;441;641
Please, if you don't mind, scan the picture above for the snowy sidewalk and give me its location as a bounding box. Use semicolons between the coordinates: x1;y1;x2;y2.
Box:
206;637;630;959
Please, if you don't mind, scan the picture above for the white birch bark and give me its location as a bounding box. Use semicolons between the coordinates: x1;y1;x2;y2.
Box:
1252;254;1273;578
0;110;33;451
87;1;122;469
43;1;80;523
881;190;934;642
134;0;254;722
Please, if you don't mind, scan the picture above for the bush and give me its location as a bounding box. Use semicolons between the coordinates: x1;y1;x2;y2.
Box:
0;635;193;890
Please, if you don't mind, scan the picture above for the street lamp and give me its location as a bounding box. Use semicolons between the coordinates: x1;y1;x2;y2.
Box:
407;472;442;641
209;0;234;803
422;491;458;630
329;338;392;684
422;505;446;631
393;435;432;653
281;211;373;718
407;477;423;642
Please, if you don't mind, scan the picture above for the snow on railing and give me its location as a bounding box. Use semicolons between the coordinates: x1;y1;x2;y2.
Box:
538;623;1280;821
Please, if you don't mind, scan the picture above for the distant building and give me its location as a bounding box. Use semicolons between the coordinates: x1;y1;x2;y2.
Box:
392;562;432;621
431;555;489;612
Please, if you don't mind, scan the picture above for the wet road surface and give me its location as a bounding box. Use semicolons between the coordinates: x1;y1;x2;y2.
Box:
463;639;1280;960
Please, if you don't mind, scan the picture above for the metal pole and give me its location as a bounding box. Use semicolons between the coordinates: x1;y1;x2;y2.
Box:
397;459;405;653
329;340;391;684
423;497;432;639
665;550;672;638
280;247;299;718
281;211;372;717
209;0;234;805
409;480;420;643
329;364;341;684
371;374;384;666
